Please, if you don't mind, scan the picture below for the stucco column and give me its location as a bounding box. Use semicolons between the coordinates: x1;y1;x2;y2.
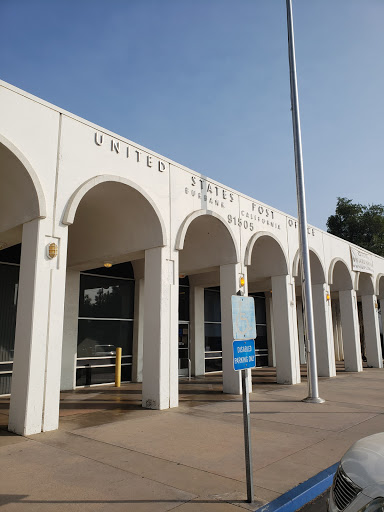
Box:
132;278;144;382
190;285;205;376
271;275;301;385
339;290;363;372
142;247;178;410
9;219;68;435
361;295;383;368
296;298;306;365
61;269;80;391
168;250;179;408
220;263;242;395
312;284;336;377
42;224;68;431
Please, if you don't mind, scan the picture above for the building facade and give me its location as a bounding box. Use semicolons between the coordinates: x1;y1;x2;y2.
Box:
0;80;383;436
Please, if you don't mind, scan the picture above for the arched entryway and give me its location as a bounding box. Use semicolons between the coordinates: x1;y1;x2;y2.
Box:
245;232;300;385
176;209;242;394
329;259;362;372
356;273;382;368
0;136;55;435
292;249;336;378
377;275;384;360
62;176;172;410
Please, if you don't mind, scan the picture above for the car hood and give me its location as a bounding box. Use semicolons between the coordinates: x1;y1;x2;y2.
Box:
342;433;384;490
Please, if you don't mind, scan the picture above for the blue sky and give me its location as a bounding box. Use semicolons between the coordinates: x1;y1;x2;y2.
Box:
0;0;383;229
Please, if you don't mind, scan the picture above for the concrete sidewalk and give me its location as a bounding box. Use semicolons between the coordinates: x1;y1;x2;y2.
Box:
1;366;384;511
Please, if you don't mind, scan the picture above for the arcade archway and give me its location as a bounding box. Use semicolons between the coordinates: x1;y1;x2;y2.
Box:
0;137;51;435
245;232;300;385
329;259;362;372
356;273;382;368
176;210;241;394
293;249;336;378
62;176;171;410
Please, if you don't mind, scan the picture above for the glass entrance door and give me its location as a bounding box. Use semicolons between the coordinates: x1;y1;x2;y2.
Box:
250;292;269;367
76;262;135;387
178;322;190;377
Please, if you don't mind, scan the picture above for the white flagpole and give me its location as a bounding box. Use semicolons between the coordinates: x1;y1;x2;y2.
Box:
286;0;324;403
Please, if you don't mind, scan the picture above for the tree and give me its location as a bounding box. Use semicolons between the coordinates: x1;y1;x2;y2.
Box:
327;197;384;257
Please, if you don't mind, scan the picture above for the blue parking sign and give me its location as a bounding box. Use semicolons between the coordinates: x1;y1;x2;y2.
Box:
233;339;256;371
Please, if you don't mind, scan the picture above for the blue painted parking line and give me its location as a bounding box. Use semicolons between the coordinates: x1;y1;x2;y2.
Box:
255;462;338;512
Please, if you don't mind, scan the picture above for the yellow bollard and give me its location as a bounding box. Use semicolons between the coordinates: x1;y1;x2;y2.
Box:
115;347;122;387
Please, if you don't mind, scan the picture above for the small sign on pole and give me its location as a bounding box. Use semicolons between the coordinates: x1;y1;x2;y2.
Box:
231;296;256;341
232;295;256;504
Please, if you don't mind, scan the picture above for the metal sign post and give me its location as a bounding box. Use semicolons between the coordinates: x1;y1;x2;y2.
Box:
232;296;256;503
242;368;254;503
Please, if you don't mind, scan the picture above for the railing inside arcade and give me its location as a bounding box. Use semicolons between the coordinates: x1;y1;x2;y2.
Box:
178;357;191;380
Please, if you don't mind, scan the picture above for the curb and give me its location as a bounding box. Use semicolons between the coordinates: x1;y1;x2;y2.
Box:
255;462;338;512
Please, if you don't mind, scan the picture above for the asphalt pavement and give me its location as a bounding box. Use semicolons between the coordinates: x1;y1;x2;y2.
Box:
298;489;329;512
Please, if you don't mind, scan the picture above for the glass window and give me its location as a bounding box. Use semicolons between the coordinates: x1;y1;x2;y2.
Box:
204;287;222;373
0;263;19;362
250;292;269;367
205;358;222;373
79;275;134;319
204;288;221;322
179;286;190;321
0;373;12;395
178;325;189;350
205;323;222;352
254;296;267;324
77;319;133;358
178;322;190;372
256;354;269;367
256;325;268;350
76;364;132;386
76;264;136;387
0;254;20;395
0;244;21;264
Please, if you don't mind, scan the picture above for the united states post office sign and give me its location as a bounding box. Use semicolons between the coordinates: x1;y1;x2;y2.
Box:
350;247;374;274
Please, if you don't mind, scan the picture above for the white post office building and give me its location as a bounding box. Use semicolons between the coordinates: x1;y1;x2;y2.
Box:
1;80;383;436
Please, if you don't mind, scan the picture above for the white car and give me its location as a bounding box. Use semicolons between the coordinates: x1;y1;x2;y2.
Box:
329;433;384;512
